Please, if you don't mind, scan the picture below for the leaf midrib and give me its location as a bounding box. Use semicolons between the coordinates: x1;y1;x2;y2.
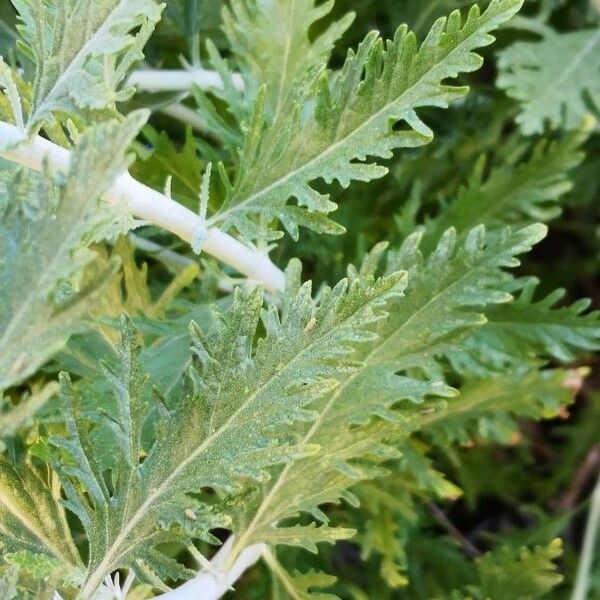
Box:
271;0;297;124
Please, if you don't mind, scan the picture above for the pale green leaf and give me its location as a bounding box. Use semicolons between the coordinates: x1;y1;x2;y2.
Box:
47;259;406;597
0;458;80;566
0;565;18;600
223;225;546;560
12;0;163;131
497;27;600;134
208;0;524;242
0;112;146;391
222;0;354;122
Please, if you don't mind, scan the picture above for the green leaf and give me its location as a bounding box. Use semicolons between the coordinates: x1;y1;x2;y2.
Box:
4;551;61;579
0;3;17;57
47;259;406;596
222;0;354;122
12;0;163;132
449;278;600;374
467;539;564;599
208;0;524;242
132;125;205;212
0;57;24;129
421;368;576;445
497;27;600;134
0;112;145;391
351;447;464;591
420;126;587;253
355;490;410;589
222;225;545;561
190;0;353;146
265;548;339;600
0;458;80;566
165;0;218;59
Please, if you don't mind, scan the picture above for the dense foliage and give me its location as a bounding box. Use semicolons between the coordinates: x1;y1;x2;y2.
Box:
0;1;599;599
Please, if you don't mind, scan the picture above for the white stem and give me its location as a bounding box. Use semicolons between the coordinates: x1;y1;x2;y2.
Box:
153;539;266;600
128;233;239;293
571;475;600;600
128;68;244;93
0;122;285;292
159;102;212;135
127;233;197;271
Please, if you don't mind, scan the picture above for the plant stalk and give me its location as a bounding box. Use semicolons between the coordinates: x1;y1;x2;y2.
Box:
0;121;285;292
128;68;244;93
159;102;212;135
153;538;266;600
571;474;600;600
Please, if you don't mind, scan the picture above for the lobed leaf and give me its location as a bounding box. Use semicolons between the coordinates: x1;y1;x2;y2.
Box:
42;259;406;597
11;0;163;132
222;224;546;563
208;0;524;242
0;112;146;391
497;27;600;134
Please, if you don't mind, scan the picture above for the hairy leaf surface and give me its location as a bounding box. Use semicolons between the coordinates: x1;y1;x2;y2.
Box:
10;0;163;131
45;262;406;597
0;112;145;391
208;0;524;242
497;27;600;134
224;224;546;565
